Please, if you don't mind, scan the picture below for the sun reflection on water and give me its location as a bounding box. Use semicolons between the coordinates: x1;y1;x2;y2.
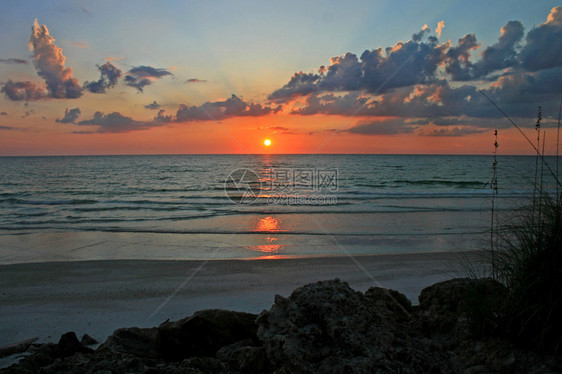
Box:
245;216;286;254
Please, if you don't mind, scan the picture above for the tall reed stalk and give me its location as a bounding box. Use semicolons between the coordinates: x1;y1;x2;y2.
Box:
490;130;498;279
479;93;562;354
532;107;542;223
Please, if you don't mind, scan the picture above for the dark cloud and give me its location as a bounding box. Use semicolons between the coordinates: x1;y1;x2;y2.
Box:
0;125;14;130
346;118;488;137
125;65;171;92
484;67;562;117
409;116;480;127
268;71;322;102
421;127;487;137
347;119;416;135
154;109;173;122
289;68;562;132
56;107;81;123
444;34;480;81
520;7;562;71
270;7;562;111
28;19;83;99
291;92;372;116
175;94;281;122
412;25;430;42
269;33;449;102
268;7;562;137
144;100;161;110
65;94;278;133
0;58;27;64
1;80;46;101
0;112;7;115
77;111;154;133
283;81;505;120
83;62;122;93
444;21;524;80
475;21;524;77
359;37;446;90
186;78;207;83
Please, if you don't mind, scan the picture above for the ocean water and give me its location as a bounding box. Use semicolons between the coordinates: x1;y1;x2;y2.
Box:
0;154;558;264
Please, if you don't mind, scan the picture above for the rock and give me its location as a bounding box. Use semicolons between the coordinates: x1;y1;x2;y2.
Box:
179;356;227;373
56;332;92;357
155;309;258;361
256;279;449;373
79;334;97;346
2;278;558;374
97;327;159;359
217;339;272;373
0;337;38;358
418;278;507;338
0;343;58;373
364;286;412;323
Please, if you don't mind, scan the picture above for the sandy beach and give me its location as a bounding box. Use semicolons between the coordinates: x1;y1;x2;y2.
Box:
0;251;485;349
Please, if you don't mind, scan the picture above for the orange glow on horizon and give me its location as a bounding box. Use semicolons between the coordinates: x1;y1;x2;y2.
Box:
0;113;553;156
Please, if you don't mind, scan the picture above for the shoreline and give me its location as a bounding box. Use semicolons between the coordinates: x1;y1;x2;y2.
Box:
0;250;488;350
0;249;486;266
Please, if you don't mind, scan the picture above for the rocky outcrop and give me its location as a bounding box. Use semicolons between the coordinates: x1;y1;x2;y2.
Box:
56;332;93;358
256;279;453;373
97;326;159;358
1;278;559;374
79;334;97;346
418;277;508;339
155;309;258;360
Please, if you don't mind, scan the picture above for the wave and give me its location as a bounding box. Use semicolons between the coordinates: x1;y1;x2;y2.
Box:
1;198;98;205
392;179;486;188
0;225;489;236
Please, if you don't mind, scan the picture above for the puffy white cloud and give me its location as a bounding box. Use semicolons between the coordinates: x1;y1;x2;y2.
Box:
29;19;83;99
1;20;84;101
1;80;45;101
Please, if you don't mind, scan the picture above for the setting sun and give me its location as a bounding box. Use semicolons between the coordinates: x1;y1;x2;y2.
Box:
264;139;272;146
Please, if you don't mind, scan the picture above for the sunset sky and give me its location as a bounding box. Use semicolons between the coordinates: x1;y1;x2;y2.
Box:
1;0;561;155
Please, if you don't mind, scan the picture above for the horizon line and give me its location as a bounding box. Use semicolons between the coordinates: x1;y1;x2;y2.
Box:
0;152;558;158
